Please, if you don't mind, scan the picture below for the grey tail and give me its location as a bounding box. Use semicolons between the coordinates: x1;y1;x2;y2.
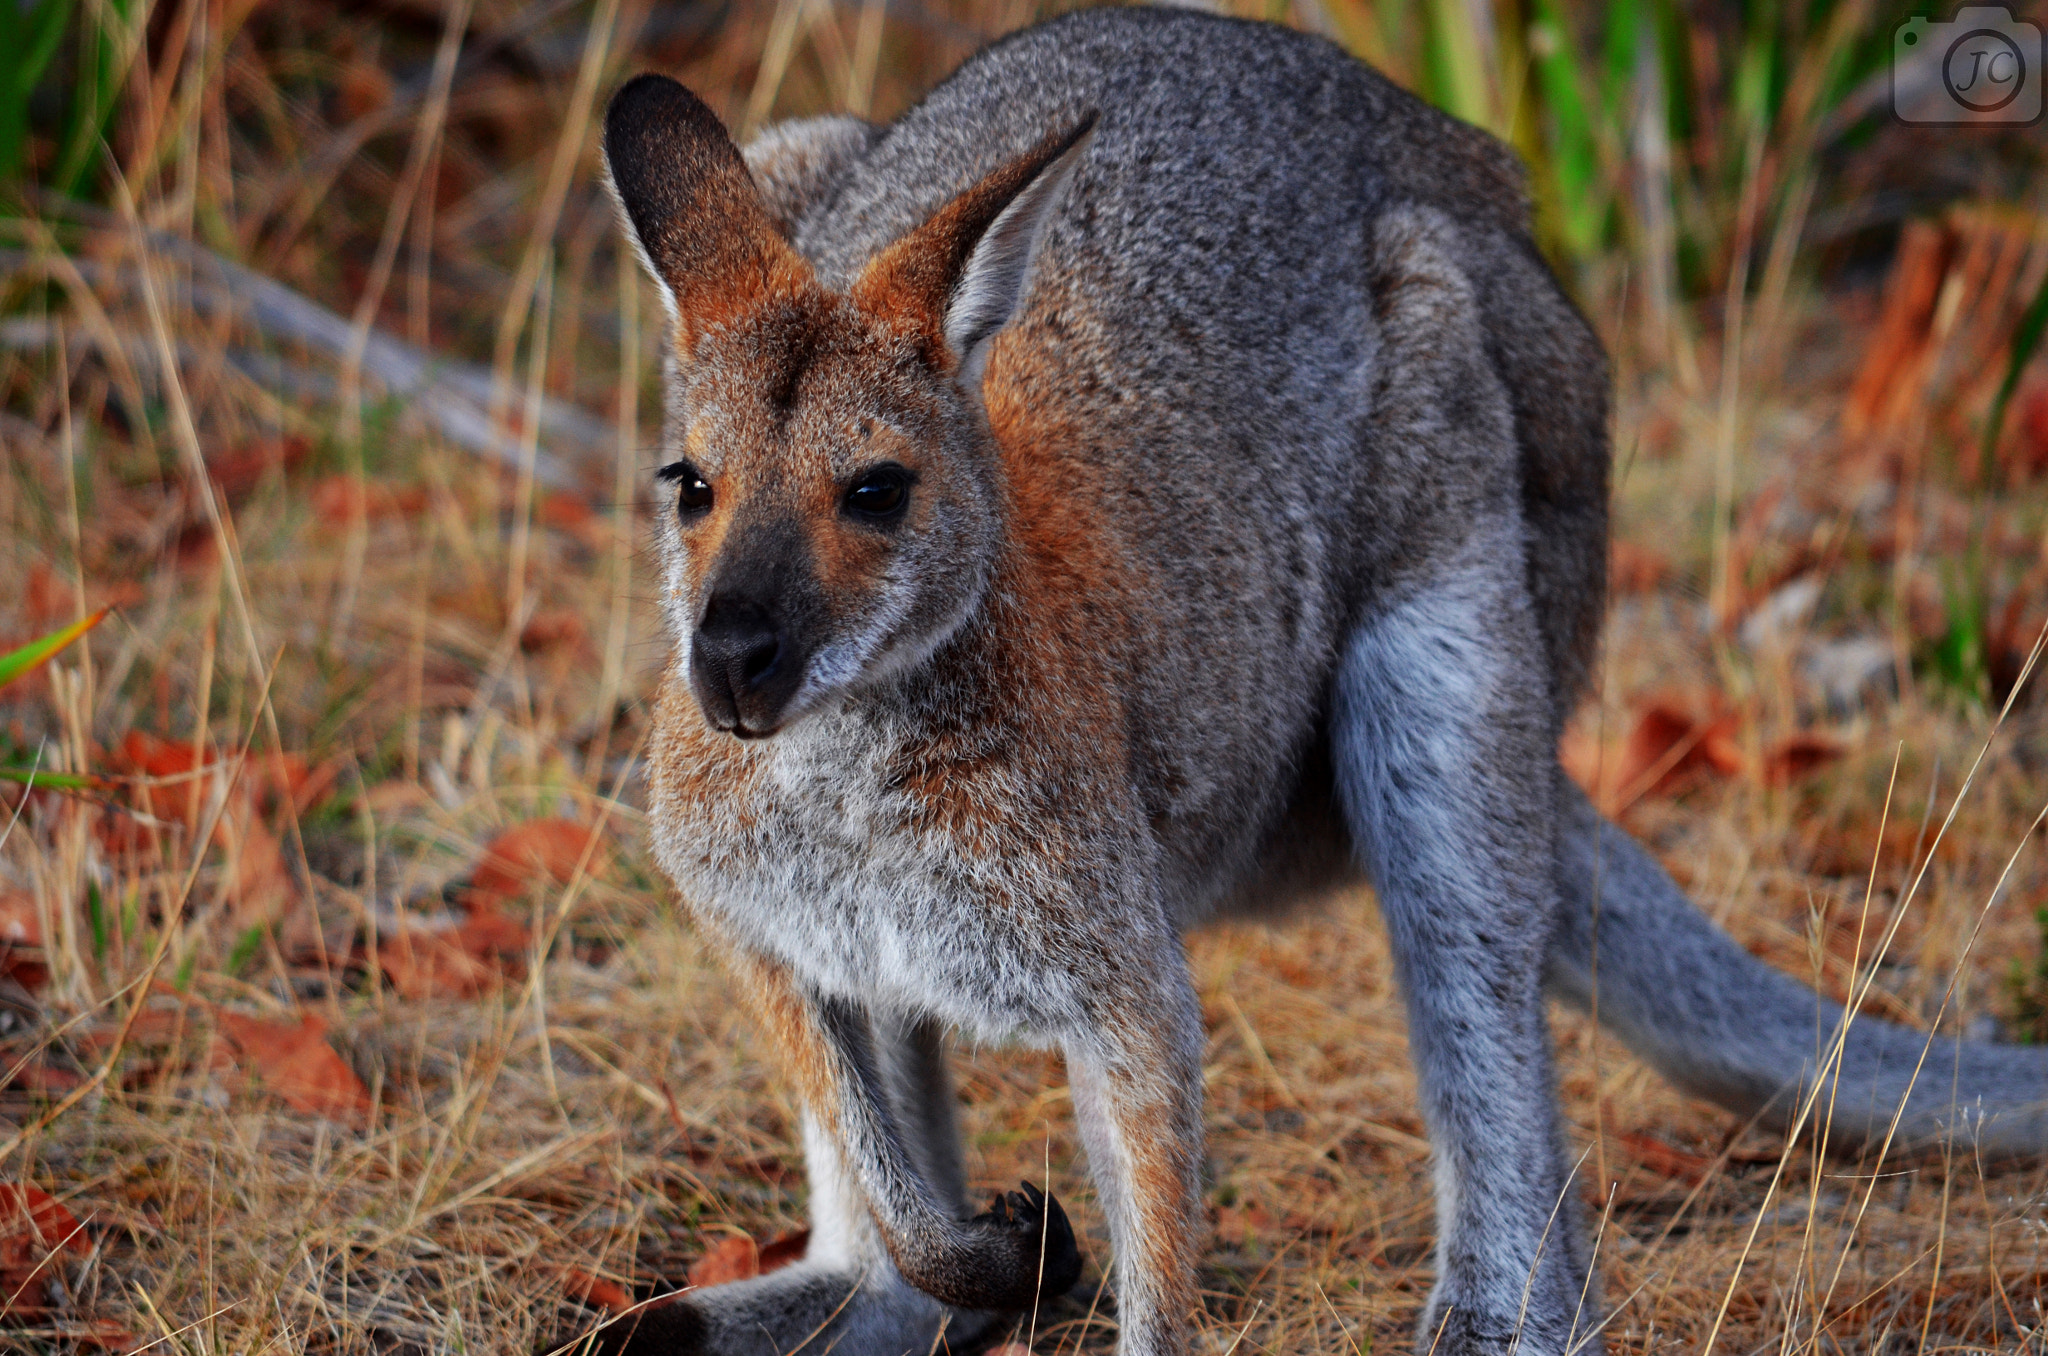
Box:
1548;778;2048;1159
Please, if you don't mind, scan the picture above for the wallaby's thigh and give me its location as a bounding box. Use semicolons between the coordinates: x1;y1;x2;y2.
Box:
1323;204;1593;1356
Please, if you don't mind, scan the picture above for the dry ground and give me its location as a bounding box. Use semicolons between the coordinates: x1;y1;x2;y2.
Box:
2;0;2048;1352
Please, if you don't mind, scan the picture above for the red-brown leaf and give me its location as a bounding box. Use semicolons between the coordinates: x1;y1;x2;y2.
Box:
1609;539;1670;595
0;894;39;948
1762;732;1844;786
562;1267;635;1313
687;1234;760;1288
469;820;608;902
376;931;503;1000
116;731;211;781
756;1229;809;1274
0;1183;88;1263
1617;1131;1711;1185
214;1012;372;1124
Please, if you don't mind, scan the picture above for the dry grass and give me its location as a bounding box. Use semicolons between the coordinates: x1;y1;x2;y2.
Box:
1;0;2047;1353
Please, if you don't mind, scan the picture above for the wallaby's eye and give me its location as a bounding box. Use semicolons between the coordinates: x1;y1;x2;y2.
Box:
658;461;714;517
843;464;912;521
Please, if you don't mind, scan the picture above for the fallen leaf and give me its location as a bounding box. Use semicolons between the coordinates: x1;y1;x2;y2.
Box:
562;1267;634;1313
469;820;609;903
337;61;394;120
539;491;596;533
756;1229;809;1274
1844;219;1951;436
2014;381;2048;480
18;566;139;630
1609;540;1670;595
6;1060;84;1096
219;815;294;927
1562;696;1743;814
519;609;587;654
0;1184;88;1260
1621;700;1744;798
376;930;503;1001
687;1234;759;1288
454;901;533;957
0;893;46;991
1762;732;1844;786
214;1011;372;1124
205;436;310;502
0;895;39;947
115;731;212;782
259;753;340;815
1616;1131;1710;1185
0;1182;88;1318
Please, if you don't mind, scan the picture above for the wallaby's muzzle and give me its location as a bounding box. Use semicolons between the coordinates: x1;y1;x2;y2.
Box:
691;596;808;738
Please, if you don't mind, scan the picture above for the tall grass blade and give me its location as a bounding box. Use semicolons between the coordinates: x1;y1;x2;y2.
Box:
1526;0;1604;259
1982;267;2048;464
0;0;72;190
0;606;110;690
53;0;139;201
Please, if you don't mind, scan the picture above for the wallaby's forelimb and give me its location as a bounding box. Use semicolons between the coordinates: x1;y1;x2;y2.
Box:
1065;970;1207;1356
581;1019;979;1356
729;945;1082;1312
1549;779;2048;1158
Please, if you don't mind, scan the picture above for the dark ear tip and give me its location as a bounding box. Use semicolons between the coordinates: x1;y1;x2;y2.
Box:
603;73;727;162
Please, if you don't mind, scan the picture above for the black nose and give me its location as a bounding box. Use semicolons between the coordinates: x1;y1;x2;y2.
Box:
691;597;800;736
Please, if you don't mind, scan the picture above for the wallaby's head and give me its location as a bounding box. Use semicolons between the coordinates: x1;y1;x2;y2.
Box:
603;76;1091;739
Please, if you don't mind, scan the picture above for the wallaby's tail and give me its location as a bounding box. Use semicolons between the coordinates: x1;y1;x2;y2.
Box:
1548;779;2048;1158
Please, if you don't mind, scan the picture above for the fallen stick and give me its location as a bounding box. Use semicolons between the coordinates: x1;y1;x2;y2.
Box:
0;241;611;486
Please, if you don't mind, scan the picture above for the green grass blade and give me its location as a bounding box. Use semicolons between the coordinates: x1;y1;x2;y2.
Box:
53;0;139;201
1982;268;2048;464
0;0;73;189
0;606;110;689
1421;0;1496;130
0;766;109;792
1527;0;1605;258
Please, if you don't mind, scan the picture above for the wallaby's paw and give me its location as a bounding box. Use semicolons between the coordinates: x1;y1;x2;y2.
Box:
909;1180;1082;1312
989;1181;1084;1299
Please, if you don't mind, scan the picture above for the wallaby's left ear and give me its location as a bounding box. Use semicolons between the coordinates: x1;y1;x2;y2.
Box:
852;114;1097;389
603;74;811;345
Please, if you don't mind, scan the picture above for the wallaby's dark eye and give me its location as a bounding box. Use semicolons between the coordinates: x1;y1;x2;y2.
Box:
843;464;912;521
658;461;714;517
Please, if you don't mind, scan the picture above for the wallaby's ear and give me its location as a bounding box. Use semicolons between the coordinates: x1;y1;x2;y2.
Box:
603;74;811;344
852;114;1096;388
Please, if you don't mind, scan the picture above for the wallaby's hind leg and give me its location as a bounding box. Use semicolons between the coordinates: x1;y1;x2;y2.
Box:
1332;554;1592;1356
587;978;1000;1354
1326;205;1597;1356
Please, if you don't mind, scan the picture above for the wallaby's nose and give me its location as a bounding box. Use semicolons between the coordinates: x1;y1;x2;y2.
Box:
691;598;801;737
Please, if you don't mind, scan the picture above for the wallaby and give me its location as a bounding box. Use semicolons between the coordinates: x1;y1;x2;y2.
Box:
594;8;2048;1355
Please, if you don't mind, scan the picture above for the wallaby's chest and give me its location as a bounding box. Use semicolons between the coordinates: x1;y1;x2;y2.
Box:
647;677;1141;1040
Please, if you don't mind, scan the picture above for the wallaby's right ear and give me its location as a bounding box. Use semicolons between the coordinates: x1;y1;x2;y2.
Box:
603;75;811;345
